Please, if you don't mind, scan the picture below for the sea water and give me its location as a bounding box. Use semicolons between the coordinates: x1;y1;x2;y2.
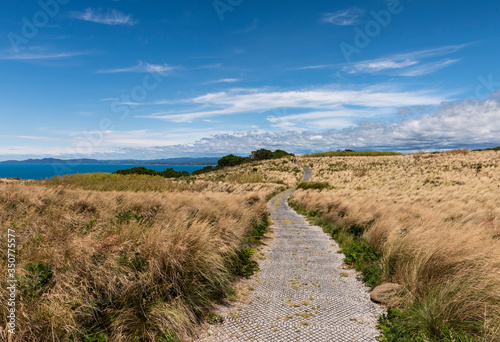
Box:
0;164;212;180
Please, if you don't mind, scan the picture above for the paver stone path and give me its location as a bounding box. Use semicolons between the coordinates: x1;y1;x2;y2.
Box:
197;166;382;342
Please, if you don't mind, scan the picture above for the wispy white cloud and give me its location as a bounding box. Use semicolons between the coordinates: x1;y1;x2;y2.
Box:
398;43;472;59
0;135;60;141
205;78;241;84
0;52;80;60
291;64;334;70
139;86;450;123
0;46;84;60
98;61;174;74
69;129;236;149
266;108;391;129
344;59;418;74
294;44;471;74
72;8;138;26
72;130;179;147
342;44;470;75
397;59;460;76
115;99;175;106
321;8;364;25
194;63;223;70
0;146;72;157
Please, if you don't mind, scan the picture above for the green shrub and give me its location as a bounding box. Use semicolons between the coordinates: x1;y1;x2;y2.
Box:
157;331;182;342
251;148;293;160
226;214;270;279
378;307;479;342
20;263;54;300
191;165;217;175
114;166;158;176
218;154;251;167
472;146;500;151
114;167;188;178
226;248;259;279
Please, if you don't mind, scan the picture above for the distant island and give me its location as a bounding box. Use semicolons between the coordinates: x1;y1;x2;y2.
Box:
0;157;220;165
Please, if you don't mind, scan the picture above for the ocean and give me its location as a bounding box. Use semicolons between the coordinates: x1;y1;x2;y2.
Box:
0;164;212;180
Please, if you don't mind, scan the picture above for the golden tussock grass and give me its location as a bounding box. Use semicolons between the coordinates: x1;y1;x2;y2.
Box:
39;172;287;195
291;151;500;339
0;170;280;341
194;159;303;188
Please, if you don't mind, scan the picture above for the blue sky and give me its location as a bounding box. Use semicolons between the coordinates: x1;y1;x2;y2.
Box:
1;0;499;160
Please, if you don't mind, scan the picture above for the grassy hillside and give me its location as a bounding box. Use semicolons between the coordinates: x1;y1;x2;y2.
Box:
3;150;499;341
0;159;302;341
290;150;500;341
302;150;401;157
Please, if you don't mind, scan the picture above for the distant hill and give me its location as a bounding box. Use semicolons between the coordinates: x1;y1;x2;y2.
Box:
0;157;220;165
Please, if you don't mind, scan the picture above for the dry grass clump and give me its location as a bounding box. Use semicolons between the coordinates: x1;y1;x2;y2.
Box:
40;173;180;192
38;172;288;196
445;148;470;155
0;178;23;184
291;151;500;339
0;182;270;341
195;159;303;187
303;150;401;157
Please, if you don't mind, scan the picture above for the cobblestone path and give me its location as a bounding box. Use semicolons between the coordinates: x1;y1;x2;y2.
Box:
197;166;381;341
